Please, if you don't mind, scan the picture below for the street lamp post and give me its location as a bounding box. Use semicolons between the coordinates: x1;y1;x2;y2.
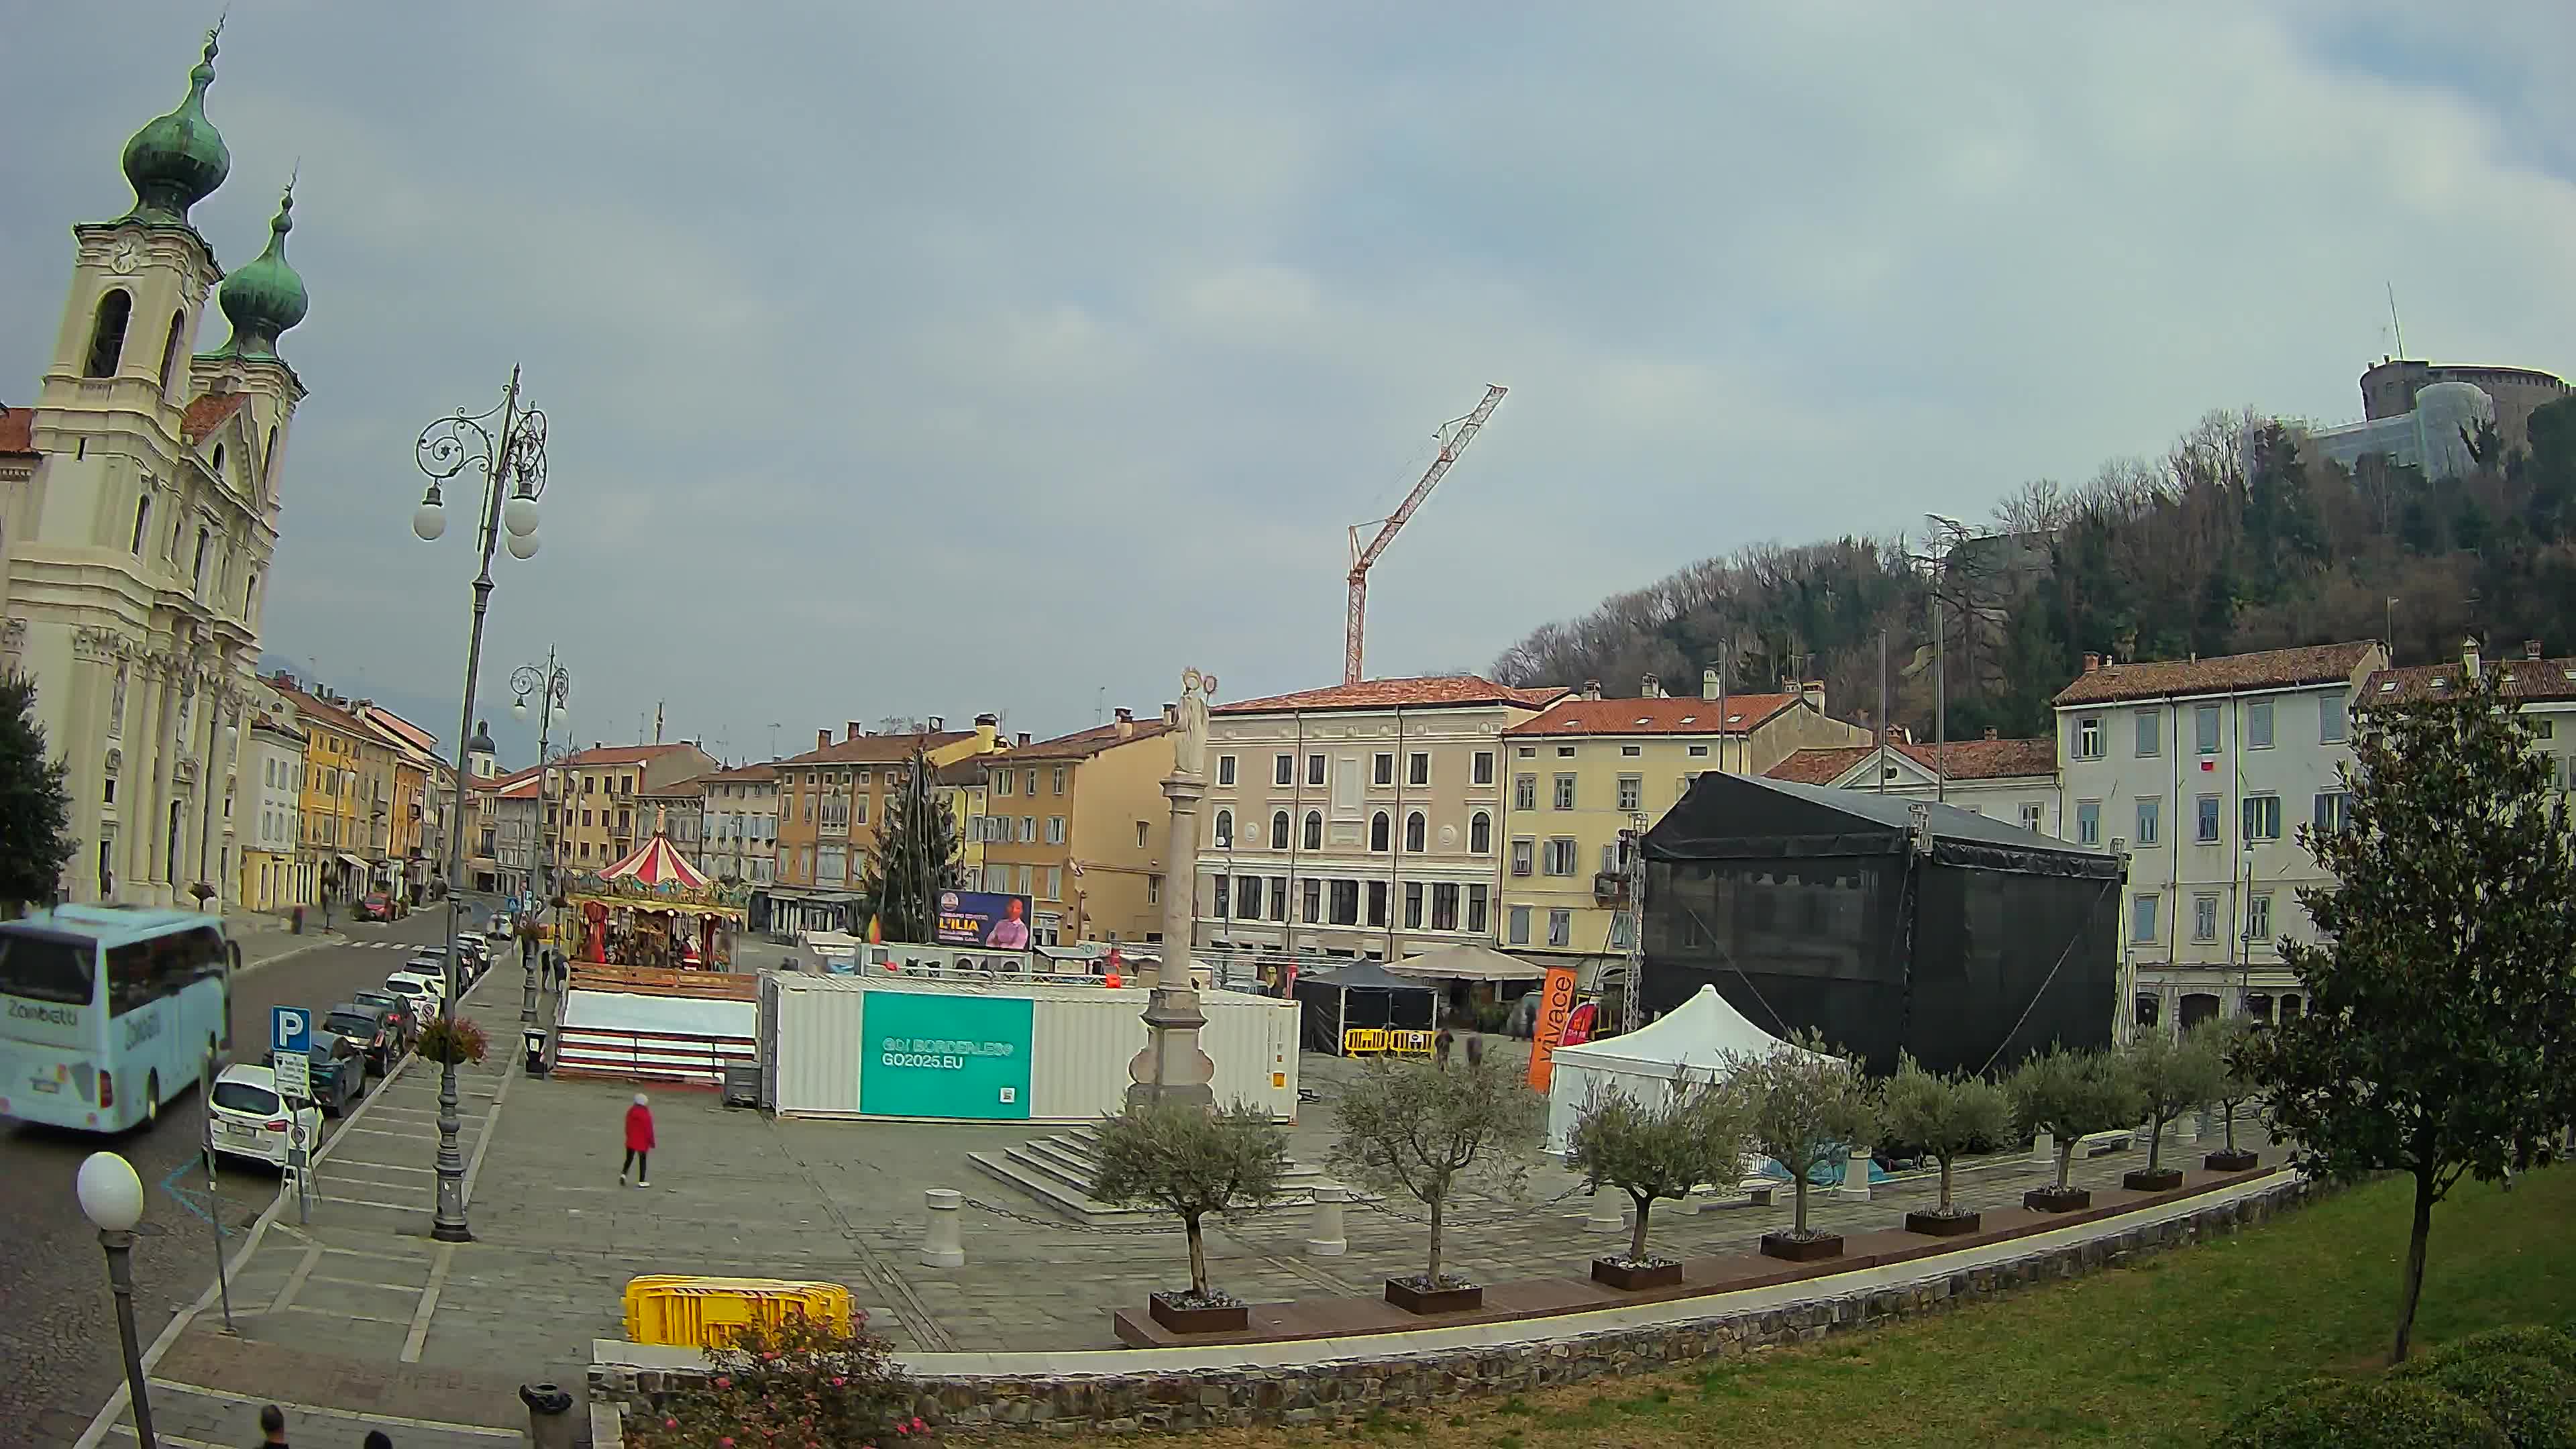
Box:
78;1152;156;1449
413;366;550;1244
513;651;570;1026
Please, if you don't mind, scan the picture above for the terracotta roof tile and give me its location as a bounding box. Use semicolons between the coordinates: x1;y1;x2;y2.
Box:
1503;693;1803;737
2365;653;2576;705
1764;746;1876;785
558;743;699;767
701;762;780;783
2051;642;2381;707
0;405;34;457
180;392;251;443
775;731;973;767
1008;718;1174;761
1768;737;2057;786
1215;676;1568;715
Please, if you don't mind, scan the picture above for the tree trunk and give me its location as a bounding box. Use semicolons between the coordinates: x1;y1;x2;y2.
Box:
1426;1195;1445;1284
2055;1140;2076;1192
1792;1171;1810;1234
2392;1168;2435;1364
1184;1213;1210;1299
2147;1114;2165;1172
2222;1102;2239;1154
1629;1195;1652;1260
1937;1153;1955;1213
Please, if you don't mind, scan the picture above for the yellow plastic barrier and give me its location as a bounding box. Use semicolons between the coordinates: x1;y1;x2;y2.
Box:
621;1275;853;1348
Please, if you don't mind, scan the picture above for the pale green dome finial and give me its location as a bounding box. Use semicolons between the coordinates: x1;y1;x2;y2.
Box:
119;24;231;227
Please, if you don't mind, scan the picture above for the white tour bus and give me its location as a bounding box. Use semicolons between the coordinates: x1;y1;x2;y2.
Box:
0;906;237;1132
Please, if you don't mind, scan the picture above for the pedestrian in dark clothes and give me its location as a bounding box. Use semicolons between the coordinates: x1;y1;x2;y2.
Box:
364;1432;393;1449
258;1402;288;1444
622;1092;655;1186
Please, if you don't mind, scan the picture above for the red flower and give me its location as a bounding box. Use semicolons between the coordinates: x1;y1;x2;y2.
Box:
910;1419;927;1432
830;1376;847;1387
714;1375;732;1389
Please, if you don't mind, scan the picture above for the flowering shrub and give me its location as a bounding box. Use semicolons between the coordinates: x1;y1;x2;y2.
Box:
625;1310;924;1449
415;1015;488;1065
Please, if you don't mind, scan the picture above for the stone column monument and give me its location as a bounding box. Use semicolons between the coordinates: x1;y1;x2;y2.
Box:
1127;668;1219;1112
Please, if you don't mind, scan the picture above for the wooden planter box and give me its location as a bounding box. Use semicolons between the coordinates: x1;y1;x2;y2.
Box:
1905;1209;1982;1236
2204;1149;2260;1173
1146;1293;1248;1335
1591;1257;1684;1291
2123;1167;2185;1192
1384;1277;1483;1315
2024;1186;2092;1213
1760;1231;1845;1263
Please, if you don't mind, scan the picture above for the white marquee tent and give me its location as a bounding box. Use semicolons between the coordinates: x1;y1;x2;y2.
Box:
1542;983;1831;1154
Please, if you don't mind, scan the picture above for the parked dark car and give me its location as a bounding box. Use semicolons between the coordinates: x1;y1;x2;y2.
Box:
324;1001;401;1075
350;987;415;1051
306;1028;369;1115
357;893;396;922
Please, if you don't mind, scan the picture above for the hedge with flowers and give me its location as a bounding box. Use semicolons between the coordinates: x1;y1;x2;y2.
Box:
625;1310;927;1448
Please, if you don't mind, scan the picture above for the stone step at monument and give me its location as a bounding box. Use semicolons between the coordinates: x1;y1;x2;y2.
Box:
967;1127;1346;1225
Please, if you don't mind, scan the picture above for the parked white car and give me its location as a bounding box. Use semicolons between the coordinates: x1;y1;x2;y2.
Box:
207;1063;325;1169
382;970;448;1018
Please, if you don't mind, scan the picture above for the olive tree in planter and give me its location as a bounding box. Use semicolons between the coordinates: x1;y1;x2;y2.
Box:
2198;1018;2263;1171
2008;1045;2138;1212
1089;1099;1291;1334
1329;1038;1542;1314
2121;1026;2223;1191
1564;1075;1751;1289
1723;1032;1878;1263
1879;1053;2011;1236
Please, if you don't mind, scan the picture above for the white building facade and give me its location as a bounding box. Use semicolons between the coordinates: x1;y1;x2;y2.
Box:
1766;732;2062;838
240;712;306;910
2052;641;2385;1039
700;763;780;886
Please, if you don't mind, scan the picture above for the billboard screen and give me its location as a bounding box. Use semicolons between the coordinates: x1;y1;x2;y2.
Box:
932;890;1036;949
859;991;1034;1120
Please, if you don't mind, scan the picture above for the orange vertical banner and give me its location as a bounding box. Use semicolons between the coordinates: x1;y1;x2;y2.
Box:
1525;965;1581;1091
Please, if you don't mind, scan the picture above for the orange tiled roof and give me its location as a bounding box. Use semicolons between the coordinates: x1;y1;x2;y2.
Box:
0;405;34;456
1215;676;1568;715
1503;693;1802;737
775;731;973;767
180;392;251;443
1766;737;2057;786
557;743;700;768
1008;718;1174;761
700;761;780;783
2051;642;2379;707
2365;652;2576;705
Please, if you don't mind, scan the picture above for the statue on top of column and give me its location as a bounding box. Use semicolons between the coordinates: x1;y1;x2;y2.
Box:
1173;667;1217;780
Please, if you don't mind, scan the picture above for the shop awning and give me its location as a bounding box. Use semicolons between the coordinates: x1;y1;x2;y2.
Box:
1386;943;1548;983
336;853;367;870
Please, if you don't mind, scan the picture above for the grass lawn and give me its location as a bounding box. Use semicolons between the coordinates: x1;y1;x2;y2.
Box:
966;1165;2575;1448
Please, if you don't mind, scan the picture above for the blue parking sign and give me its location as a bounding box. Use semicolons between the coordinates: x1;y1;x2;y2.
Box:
272;1006;311;1057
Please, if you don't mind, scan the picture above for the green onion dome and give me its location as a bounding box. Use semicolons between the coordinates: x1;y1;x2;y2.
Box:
209;186;308;361
120;30;229;227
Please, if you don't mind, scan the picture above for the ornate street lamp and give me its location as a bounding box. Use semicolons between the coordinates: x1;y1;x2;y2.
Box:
78;1151;156;1449
411;367;549;1243
512;651;570;1025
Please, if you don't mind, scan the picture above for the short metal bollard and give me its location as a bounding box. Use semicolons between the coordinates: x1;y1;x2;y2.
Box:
1305;1185;1349;1257
1585;1187;1625;1233
1837;1146;1874;1201
521;1381;576;1449
920;1187;965;1268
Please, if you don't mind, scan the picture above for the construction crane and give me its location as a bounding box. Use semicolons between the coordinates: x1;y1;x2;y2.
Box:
1344;384;1508;685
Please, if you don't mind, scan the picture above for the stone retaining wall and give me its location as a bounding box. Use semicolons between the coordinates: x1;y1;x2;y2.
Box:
593;1176;2318;1435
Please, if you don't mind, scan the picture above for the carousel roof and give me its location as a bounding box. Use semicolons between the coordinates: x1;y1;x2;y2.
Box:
598;830;710;889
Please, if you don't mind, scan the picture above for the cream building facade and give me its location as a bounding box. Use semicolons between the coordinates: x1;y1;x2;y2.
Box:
239;708;307;910
1;33;311;908
698;761;780;888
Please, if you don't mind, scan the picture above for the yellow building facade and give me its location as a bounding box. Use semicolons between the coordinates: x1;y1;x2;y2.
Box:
981;710;1175;946
768;718;1002;936
549;743;719;874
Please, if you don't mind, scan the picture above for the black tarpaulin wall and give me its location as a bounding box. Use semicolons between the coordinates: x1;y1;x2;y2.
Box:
1293;960;1439;1055
1642;773;2119;1076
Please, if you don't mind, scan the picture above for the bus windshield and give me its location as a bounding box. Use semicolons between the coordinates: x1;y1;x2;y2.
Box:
0;933;94;1006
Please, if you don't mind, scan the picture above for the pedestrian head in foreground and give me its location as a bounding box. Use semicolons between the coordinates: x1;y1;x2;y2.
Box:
259;1402;286;1443
365;1431;393;1449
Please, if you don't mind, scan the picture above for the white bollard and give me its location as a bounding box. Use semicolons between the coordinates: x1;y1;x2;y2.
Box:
919;1187;965;1268
1837;1146;1873;1201
1305;1185;1349;1257
2031;1129;2055;1168
2176;1110;2200;1144
1585;1188;1626;1233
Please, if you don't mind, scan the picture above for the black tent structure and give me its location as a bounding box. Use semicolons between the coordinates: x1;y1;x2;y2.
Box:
1293;959;1440;1055
1640;773;2121;1077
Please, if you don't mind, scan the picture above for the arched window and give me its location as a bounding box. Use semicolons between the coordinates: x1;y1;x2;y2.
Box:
1469;810;1491;854
244;570;259;617
157;311;186;393
1369;811;1389;852
193;527;211;596
85;290;132;378
1302;810;1322;851
1270;810;1289;850
211;443;226;478
129;495;152;555
1405;811;1426;853
1213;809;1233;849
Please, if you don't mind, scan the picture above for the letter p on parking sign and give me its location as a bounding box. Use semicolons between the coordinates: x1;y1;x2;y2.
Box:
272;1006;310;1056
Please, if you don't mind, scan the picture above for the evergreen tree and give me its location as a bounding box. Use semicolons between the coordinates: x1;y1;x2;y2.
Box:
2245;665;2576;1364
0;672;76;910
855;748;961;943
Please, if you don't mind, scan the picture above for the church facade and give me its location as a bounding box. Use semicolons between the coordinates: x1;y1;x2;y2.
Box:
0;28;313;907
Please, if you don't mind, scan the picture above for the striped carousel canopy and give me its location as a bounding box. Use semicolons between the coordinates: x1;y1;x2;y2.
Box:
597;830;710;890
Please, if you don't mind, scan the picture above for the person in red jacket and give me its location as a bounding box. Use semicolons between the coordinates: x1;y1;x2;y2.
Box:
621;1093;655;1187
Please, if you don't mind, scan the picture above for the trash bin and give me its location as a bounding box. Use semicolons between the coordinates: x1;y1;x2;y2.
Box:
520;1382;576;1449
290;905;305;934
722;1062;762;1109
523;1027;549;1077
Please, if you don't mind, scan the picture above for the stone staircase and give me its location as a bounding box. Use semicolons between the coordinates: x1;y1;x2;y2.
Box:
968;1124;1347;1224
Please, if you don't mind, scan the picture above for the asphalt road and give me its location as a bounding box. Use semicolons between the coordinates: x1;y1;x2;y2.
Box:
1;902;506;1449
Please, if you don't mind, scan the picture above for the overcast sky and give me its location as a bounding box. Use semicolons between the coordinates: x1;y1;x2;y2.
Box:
7;2;2573;765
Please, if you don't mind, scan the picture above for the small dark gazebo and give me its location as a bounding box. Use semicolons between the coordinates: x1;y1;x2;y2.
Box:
1293;959;1440;1055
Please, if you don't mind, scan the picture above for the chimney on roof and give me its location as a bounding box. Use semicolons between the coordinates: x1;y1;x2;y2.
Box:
2083;651;2101;674
1642;672;1662;698
1984;727;1999;740
2526;639;2543;661
927;714;944;732
1801;679;1825;712
847;720;863;741
1161;701;1178;727
1702;667;1720;702
1582;680;1602;701
974;712;999;751
1016;732;1031;747
1114;707;1135;739
2463;636;2481;682
816;729;830;751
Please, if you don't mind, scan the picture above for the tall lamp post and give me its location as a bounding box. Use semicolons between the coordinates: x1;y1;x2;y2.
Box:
78;1151;156;1449
412;366;550;1243
513;651;570;1026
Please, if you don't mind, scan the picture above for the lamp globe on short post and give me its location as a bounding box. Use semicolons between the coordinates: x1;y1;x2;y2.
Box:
78;1151;158;1449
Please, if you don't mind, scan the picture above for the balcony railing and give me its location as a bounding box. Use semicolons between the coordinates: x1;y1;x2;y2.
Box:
1593;871;1631;904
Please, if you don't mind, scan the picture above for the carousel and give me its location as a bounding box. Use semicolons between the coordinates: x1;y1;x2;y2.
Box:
560;812;753;970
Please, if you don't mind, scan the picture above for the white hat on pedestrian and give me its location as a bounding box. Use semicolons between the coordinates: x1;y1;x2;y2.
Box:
633;1092;649;1106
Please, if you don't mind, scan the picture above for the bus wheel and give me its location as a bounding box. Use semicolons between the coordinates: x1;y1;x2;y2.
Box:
145;1073;161;1125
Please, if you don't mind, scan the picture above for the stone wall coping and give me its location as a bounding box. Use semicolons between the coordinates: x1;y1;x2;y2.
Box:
595;1169;2295;1383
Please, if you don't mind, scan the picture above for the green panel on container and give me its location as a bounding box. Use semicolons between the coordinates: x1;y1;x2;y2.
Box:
860;991;1034;1120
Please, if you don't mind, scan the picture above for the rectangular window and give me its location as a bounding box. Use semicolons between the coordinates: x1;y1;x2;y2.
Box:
1307;753;1326;787
1508;905;1531;945
1466;883;1487;934
1620;744;1642;757
1274;753;1293;786
1553;774;1576;810
2135;710;2161;757
1617;775;1642;812
1511;839;1534;877
1045;867;1062;900
1020;816;1036;843
1687;743;1709;758
2131;893;2159;944
1513;775;1537;810
1214;875;1231;919
1271;876;1289;922
1408;752;1430;786
1546;908;1570;947
2320;695;2348;744
2076;799;2100;847
1543;838;1578;875
1051;767;1067;794
2241;794;2282;841
2020;802;2044;833
1366;879;1387;928
2314;790;2351;834
2196;704;2220;755
2247;700;2275;749
1404;881;1424;928
1607;911;1633;949
1216;755;1236;786
1148;875;1161;906
1432;883;1460;930
2135;797;2161;847
2196;794;2221;843
996;771;1013;796
1556;745;1575;758
1046;816;1066;844
1472;751;1495;786
1373;753;1395;786
2076;716;2103;760
1137;820;1150;848
1329;879;1360;925
2193;893;2219;943
2247;892;2273;943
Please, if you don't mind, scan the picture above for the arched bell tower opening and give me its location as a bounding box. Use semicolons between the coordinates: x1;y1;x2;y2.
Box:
85;290;133;378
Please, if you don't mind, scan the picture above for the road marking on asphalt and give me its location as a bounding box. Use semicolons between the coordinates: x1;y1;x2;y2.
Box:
319;1193;422;1212
107;1426;227;1449
144;1379;521;1437
267;1244;323;1316
309;1273;431;1295
284;1302;416;1328
401;1241;456;1362
325;1161;437;1178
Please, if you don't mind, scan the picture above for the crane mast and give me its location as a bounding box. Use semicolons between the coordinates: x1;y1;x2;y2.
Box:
1344;384;1508;686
